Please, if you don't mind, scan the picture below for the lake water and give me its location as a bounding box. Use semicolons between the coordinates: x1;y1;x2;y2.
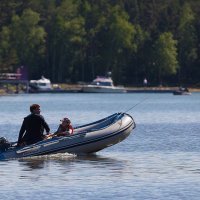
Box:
0;92;200;200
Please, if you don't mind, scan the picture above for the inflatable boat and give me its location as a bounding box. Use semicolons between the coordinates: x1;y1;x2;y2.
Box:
0;113;135;160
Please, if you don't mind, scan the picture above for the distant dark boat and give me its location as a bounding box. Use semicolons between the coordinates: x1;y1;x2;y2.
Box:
173;87;191;95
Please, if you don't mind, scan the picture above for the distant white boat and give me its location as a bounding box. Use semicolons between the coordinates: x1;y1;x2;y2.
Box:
29;76;52;92
82;76;126;93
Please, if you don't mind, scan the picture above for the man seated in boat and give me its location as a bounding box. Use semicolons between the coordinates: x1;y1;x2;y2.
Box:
17;104;50;146
48;117;73;138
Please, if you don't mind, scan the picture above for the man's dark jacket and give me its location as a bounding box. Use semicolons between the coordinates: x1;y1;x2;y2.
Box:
17;114;50;145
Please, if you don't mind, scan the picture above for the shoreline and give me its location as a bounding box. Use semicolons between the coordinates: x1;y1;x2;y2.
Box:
58;84;200;93
0;84;200;95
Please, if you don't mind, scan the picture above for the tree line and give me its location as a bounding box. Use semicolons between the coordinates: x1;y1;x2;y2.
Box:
0;0;199;87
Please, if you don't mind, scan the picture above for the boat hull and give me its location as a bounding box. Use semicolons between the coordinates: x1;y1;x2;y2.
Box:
173;91;191;95
0;113;135;160
82;85;126;93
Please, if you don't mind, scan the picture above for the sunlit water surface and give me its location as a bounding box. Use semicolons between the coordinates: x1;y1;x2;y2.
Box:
0;93;200;200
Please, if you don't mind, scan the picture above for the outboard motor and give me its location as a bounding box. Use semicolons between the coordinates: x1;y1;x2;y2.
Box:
0;137;11;152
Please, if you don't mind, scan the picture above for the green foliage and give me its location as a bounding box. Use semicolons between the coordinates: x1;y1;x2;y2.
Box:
154;32;178;83
45;0;86;82
11;9;46;61
109;5;135;50
0;0;200;85
0;26;18;72
0;8;46;76
178;2;198;83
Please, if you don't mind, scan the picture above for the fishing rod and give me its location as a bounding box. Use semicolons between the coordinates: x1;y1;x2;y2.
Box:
71;97;149;127
123;97;149;113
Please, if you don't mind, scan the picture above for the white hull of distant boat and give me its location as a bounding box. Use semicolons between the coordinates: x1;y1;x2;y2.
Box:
82;85;126;93
82;76;126;93
29;76;53;92
0;113;135;160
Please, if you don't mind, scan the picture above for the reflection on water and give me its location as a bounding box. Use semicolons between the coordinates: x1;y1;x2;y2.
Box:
17;153;125;171
1;151;200;199
19;159;46;170
11;151;200;181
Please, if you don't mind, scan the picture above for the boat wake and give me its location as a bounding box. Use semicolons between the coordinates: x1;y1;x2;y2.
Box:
18;152;77;161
